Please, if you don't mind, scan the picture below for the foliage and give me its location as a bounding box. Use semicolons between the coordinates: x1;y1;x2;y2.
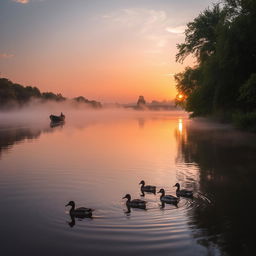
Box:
239;73;256;111
0;78;43;106
42;92;66;101
0;78;101;109
232;112;256;131
174;67;201;96
73;96;102;108
175;0;256;130
176;4;225;63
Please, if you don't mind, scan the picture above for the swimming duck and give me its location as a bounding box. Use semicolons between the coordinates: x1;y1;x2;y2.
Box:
158;188;179;204
122;194;146;209
139;180;156;193
65;201;94;218
174;183;193;197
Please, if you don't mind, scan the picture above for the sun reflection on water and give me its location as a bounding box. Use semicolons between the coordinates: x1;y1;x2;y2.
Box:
178;118;183;134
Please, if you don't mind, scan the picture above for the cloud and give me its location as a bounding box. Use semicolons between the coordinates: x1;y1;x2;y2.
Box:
101;8;185;54
166;26;186;34
0;53;14;59
12;0;30;4
102;8;168;33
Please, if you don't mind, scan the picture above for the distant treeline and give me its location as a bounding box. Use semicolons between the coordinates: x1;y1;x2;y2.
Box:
0;78;101;109
175;0;256;131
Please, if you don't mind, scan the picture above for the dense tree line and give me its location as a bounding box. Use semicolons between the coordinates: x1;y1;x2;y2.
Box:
175;0;256;130
0;77;101;109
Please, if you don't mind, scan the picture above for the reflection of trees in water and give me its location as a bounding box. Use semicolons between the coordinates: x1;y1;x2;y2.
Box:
174;119;199;192
0;124;62;158
176;122;256;256
137;118;145;129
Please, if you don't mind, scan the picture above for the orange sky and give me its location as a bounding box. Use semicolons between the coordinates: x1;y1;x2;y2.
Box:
0;0;212;103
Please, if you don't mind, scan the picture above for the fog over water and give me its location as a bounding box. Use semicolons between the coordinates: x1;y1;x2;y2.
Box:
0;108;256;256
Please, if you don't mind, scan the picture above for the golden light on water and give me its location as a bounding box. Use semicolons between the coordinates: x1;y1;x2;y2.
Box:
178;119;183;134
176;117;188;145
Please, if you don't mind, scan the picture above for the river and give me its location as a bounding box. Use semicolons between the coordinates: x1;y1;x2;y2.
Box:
0;110;255;256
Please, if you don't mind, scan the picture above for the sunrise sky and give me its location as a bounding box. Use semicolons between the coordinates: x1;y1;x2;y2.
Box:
0;0;214;103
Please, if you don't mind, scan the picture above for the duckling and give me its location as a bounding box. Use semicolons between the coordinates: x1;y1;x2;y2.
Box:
174;183;193;197
139;180;156;193
158;188;179;205
65;201;94;218
122;194;146;209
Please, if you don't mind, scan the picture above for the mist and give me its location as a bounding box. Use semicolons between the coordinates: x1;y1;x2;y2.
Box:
0;99;187;129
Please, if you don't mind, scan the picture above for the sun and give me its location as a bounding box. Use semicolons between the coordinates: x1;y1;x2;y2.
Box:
178;94;184;99
176;93;185;101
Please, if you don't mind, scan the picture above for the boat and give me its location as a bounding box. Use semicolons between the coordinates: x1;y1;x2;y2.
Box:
50;121;64;128
49;112;65;122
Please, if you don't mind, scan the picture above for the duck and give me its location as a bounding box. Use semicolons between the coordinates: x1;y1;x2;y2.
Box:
139;180;156;193
158;188;179;204
65;201;94;218
122;194;146;209
174;183;193;197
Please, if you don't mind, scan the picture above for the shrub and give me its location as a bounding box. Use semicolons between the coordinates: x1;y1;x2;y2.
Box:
232;112;256;131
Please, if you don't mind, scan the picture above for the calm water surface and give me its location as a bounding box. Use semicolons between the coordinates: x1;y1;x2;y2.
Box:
0;110;256;256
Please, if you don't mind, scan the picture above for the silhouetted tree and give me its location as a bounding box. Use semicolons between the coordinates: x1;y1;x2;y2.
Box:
0;78;103;109
175;0;256;127
73;96;102;108
41;92;66;101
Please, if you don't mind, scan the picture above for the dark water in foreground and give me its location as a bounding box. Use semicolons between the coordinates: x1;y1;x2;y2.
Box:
0;110;256;256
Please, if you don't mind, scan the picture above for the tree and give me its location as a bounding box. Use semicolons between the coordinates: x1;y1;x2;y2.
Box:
73;96;102;108
239;73;256;111
176;4;226;63
174;0;256;124
0;77;102;109
42;92;66;101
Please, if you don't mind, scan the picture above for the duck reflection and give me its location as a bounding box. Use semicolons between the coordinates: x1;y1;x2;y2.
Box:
140;190;145;197
159;201;178;209
122;194;147;216
123;203;147;217
67;214;76;228
124;204;131;215
66;213;92;228
65;201;93;228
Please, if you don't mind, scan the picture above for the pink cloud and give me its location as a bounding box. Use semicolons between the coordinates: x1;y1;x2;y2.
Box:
12;0;30;4
0;53;14;59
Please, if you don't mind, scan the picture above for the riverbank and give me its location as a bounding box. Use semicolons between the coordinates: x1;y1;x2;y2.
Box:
189;111;256;133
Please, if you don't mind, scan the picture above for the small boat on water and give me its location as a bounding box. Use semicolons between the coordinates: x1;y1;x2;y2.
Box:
50;121;65;128
49;112;65;122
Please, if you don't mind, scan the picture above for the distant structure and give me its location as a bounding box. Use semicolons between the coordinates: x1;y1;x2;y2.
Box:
136;96;147;109
123;96;176;111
